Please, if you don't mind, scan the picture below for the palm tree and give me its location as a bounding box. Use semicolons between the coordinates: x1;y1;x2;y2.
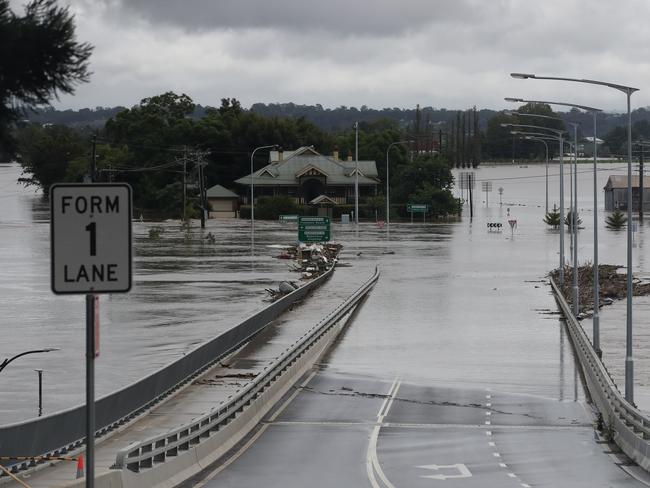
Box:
564;210;582;229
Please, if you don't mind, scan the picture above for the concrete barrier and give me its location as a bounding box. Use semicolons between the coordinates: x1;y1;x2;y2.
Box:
550;277;650;471
91;267;379;488
0;267;334;478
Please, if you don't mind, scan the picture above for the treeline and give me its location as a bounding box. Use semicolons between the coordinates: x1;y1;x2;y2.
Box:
14;93;460;218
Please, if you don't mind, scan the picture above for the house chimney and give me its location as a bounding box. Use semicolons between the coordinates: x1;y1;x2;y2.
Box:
333;145;339;161
278;147;283;161
347;150;353;162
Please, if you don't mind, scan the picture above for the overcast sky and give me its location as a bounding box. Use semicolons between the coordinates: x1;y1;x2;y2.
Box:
17;0;650;112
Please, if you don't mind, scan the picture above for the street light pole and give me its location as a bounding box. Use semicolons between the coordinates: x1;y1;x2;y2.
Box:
626;90;634;402
250;144;277;262
524;137;549;213
35;369;43;417
572;123;579;316
0;348;59;373
511;72;638;402
503;122;566;284
386;140;412;246
506;97;602;351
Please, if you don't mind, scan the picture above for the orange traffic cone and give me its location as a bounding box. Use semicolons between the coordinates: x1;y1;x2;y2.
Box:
76;455;84;479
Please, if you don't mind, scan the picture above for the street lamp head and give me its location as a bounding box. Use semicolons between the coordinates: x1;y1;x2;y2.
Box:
504;97;524;103
511;73;535;79
42;348;60;353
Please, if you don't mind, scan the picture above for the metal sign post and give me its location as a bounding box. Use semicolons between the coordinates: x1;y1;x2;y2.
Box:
50;183;132;487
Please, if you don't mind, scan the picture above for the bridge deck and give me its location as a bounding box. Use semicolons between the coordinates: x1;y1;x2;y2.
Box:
12;263;366;487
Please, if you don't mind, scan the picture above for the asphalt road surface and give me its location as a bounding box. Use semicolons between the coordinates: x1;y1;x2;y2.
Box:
192;214;650;488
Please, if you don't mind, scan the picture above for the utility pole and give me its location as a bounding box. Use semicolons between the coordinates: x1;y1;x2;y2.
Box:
91;135;97;182
196;151;209;229
182;146;187;221
468;173;474;219
354;122;359;225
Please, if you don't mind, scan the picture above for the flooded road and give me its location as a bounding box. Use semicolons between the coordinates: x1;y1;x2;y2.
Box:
0;163;300;423
201;160;650;488
2;159;650;428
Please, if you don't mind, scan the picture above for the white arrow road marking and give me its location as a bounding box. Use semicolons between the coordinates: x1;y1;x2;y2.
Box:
416;463;473;480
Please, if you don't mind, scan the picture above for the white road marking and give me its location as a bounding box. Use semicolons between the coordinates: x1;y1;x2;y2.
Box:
485;411;492;416
508;473;517;478
499;463;507;468
486;403;492;407
493;453;501;458
486;394;492;399
486;430;493;436
488;442;496;447
521;484;531;488
485;420;491;425
366;377;401;488
417;464;472;480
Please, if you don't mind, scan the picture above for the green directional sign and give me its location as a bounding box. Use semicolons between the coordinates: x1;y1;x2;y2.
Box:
298;216;330;243
279;214;299;222
407;203;429;213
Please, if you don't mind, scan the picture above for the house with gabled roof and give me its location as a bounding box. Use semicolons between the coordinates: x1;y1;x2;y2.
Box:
206;184;239;218
234;146;379;209
604;175;650;211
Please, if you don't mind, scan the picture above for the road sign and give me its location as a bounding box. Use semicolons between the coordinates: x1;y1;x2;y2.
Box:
298;216;330;242
279;214;299;222
407;203;429;213
51;184;132;294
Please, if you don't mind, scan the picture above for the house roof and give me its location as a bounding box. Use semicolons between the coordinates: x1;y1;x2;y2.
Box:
309;194;338;205
604;175;643;190
206;184;239;198
583;136;604;144
235;146;379;186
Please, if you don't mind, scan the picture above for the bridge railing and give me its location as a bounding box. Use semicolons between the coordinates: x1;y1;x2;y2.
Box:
113;267;379;473
0;267;334;474
550;277;650;469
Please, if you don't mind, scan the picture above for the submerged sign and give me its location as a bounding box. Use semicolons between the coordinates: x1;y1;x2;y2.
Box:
407;203;429;213
298;216;330;243
51;184;132;294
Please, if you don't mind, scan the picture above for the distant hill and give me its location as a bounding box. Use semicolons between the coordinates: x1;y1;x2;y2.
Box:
24;102;650;137
25;106;127;128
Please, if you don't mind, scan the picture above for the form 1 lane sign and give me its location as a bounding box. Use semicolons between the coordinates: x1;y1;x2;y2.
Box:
51;184;132;294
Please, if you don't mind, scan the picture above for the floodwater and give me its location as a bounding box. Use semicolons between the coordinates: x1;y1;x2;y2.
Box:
1;159;649;424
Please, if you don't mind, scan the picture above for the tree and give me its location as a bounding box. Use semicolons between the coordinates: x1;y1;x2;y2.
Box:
606;209;627;230
0;0;92;155
564;210;582;228
543;205;561;229
15;123;87;192
392;154;458;216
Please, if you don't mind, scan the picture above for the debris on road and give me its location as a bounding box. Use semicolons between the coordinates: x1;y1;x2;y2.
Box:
550;264;650;317
265;242;342;301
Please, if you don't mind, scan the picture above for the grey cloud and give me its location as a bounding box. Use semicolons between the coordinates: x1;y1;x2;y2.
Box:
115;0;493;36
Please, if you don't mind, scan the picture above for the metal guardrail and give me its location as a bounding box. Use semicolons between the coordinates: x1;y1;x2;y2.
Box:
0;267;334;476
114;266;379;472
550;277;650;470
